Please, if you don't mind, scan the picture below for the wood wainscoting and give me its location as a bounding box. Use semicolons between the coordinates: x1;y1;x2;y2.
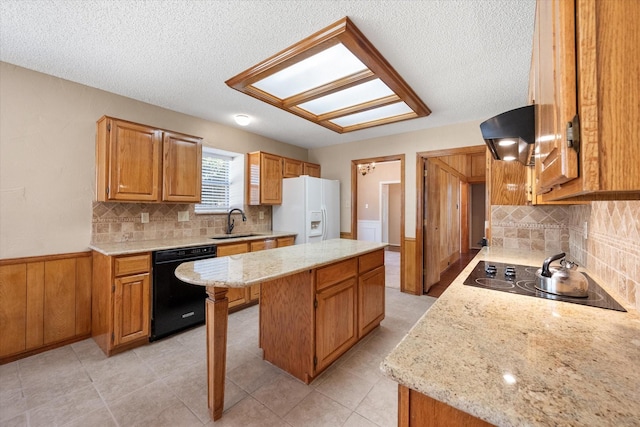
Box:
0;252;92;364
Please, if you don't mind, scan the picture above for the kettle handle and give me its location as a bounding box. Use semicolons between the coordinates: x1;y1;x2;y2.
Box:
541;252;566;277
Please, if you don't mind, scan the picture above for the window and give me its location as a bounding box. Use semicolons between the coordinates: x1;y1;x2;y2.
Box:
195;147;244;214
225;17;430;133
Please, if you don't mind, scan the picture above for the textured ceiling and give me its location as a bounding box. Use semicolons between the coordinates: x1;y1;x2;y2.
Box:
0;0;536;149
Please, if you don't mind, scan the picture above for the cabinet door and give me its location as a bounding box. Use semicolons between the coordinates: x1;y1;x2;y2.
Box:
315;278;357;372
162;132;202;202
248;239;277;300
217;243;250;308
535;0;579;191
261;153;283;204
283;158;303;178
303;162;321;178
358;266;385;338
113;273;150;347
108;119;162;201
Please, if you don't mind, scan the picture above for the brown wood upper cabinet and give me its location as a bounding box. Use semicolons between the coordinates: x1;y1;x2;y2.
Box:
532;0;640;201
248;151;321;205
96;116;202;203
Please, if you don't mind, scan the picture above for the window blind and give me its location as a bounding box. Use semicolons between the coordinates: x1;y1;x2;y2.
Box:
195;151;232;213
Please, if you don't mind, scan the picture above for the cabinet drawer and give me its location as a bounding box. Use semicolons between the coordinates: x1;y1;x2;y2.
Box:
359;250;384;274
316;258;357;291
114;254;150;277
217;242;249;256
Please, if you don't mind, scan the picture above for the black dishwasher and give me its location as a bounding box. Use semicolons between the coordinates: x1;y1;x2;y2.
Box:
151;244;217;341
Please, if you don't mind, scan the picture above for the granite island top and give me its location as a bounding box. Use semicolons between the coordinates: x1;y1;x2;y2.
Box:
381;247;640;427
89;231;297;256
175;238;387;288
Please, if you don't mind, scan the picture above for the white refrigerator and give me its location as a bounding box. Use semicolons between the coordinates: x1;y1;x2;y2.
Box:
272;176;340;244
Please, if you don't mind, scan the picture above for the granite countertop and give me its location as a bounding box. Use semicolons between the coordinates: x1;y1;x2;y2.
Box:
381;247;640;426
175;238;387;288
89;231;297;256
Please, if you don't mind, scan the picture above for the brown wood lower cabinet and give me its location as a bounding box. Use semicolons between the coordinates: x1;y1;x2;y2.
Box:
92;252;151;356
398;385;492;427
0;252;92;364
260;249;385;383
218;236;296;308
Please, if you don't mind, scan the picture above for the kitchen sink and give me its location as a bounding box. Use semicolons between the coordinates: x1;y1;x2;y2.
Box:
210;233;259;240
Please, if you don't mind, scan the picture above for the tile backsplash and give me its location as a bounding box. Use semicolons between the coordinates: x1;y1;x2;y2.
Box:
490;205;571;253
491;201;639;311
568;201;639;310
91;202;271;244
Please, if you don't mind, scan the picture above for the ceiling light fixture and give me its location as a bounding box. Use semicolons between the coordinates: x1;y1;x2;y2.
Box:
225;17;431;133
358;162;376;176
234;114;251;126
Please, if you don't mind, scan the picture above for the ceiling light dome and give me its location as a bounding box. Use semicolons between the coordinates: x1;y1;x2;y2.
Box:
234;114;251;126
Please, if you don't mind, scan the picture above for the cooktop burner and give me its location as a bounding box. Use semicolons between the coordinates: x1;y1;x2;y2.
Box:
463;261;626;312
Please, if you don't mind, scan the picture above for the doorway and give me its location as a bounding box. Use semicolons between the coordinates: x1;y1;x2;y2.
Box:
351;155;405;290
416;146;486;294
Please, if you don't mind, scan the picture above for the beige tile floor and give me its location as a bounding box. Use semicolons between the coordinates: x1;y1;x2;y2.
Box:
0;258;435;427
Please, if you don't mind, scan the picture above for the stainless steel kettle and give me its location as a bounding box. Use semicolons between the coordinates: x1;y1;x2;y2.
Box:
535;252;589;297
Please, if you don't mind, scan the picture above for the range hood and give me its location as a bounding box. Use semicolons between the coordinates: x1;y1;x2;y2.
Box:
480;105;535;165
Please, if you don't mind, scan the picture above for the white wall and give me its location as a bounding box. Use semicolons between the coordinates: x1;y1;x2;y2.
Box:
0;62;308;259
309;120;485;238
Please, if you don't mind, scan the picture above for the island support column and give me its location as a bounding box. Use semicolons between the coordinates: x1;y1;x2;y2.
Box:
206;286;229;421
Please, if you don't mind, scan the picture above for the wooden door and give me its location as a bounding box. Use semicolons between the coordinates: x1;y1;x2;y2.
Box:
535;0;578;191
113;273;150;347
261;153;283;204
358;266;385;338
162;132;202;202
315;278;357;372
439;171;460;271
108;119;162;201
423;159;440;292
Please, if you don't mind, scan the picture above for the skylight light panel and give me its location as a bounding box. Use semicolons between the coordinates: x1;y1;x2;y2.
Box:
330;102;414;127
251;44;367;99
297;79;394;115
225;17;430;133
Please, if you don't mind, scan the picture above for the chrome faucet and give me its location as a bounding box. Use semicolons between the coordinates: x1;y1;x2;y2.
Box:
226;208;247;234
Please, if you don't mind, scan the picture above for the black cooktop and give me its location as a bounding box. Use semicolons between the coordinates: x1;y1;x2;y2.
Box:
463;261;626;312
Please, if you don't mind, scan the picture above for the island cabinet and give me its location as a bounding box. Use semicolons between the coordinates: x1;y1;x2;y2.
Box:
259;248;385;383
398;385;492;427
532;0;640;201
96;116;202;203
92;252;151;356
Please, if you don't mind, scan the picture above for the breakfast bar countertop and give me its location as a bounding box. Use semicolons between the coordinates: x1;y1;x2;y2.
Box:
381;247;640;426
174;238;387;288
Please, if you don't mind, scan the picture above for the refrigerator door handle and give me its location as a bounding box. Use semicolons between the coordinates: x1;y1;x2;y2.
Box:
321;207;327;240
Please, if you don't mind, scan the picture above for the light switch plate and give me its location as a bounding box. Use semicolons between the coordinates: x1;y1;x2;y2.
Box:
178;211;189;222
141;212;149;224
259;211;264;220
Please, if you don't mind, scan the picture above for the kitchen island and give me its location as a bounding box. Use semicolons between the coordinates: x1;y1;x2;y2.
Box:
175;238;387;421
381;247;640;426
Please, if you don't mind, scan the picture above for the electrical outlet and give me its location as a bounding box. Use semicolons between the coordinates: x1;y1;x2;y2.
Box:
178;211;189;222
259;211;264;220
141;212;149;224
